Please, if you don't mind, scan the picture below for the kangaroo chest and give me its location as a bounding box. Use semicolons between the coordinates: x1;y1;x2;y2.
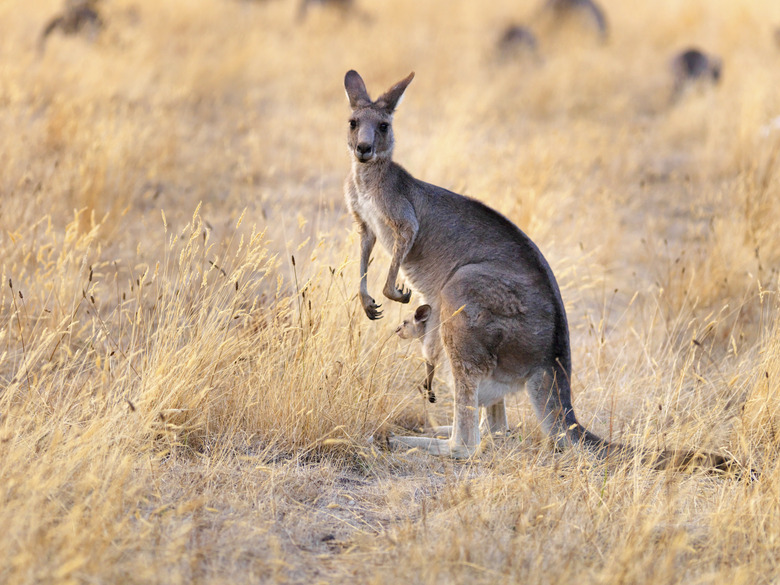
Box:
350;186;398;254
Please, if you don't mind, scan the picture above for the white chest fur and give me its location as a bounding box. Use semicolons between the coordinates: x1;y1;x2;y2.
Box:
351;187;397;253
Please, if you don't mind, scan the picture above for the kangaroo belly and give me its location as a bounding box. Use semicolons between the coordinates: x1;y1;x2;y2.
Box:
477;378;516;407
399;263;442;302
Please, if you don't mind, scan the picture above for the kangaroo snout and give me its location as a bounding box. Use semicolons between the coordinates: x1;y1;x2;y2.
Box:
356;142;373;162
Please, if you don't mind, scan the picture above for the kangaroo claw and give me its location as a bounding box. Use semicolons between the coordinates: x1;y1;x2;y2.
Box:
364;298;383;320
383;282;412;303
420;381;436;403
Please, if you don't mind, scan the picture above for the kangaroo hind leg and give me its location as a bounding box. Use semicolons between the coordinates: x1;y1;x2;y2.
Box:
525;367;577;450
390;364;482;459
480;399;509;436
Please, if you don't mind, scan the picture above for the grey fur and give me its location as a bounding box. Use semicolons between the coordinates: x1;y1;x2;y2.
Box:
39;0;102;53
497;25;539;58
542;0;608;41
670;48;722;101
343;70;751;477
344;69;602;458
298;0;362;22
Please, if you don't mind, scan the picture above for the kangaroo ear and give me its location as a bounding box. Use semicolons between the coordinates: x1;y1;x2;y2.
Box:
414;304;431;324
375;71;414;112
344;70;371;109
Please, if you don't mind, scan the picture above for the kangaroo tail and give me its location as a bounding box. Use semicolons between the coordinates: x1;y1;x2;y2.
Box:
643;448;757;479
567;422;631;460
566;422;756;480
548;361;754;479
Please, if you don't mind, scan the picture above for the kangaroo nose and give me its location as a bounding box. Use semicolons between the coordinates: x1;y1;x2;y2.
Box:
356;143;372;155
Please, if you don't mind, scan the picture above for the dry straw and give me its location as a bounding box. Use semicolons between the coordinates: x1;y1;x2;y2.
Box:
2;0;780;582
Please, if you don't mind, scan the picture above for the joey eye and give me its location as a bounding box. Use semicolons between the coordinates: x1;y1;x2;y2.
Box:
378;122;389;133
349;119;357;130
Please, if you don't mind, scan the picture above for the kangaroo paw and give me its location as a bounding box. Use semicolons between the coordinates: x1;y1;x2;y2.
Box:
389;434;477;458
362;297;383;320
384;283;412;303
430;425;453;438
418;384;436;403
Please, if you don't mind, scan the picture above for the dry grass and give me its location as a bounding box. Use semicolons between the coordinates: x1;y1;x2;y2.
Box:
3;0;780;582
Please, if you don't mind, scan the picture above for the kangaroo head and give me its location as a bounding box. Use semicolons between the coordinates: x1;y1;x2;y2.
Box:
395;304;431;340
344;70;414;164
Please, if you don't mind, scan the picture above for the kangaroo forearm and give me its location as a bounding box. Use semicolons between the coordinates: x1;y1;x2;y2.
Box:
425;361;435;388
383;253;403;293
358;228;376;295
382;223;417;302
355;227;383;319
424;361;435;401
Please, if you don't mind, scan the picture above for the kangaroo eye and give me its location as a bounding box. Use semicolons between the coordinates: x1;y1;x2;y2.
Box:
378;122;389;133
349;119;357;130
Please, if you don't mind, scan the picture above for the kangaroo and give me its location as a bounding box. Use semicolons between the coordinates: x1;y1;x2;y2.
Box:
39;0;102;53
297;0;357;22
395;304;437;403
497;24;539;60
669;48;722;102
396;304;516;438
539;0;608;41
343;69;751;476
344;68;606;459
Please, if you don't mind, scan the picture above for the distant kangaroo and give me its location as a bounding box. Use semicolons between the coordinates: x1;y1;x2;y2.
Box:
497;24;539;59
297;0;356;21
343;69;749;476
39;0;103;53
670;48;722;101
541;0;608;41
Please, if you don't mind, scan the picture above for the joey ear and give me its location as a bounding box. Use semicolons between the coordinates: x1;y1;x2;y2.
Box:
375;71;415;112
344;70;371;109
414;304;431;324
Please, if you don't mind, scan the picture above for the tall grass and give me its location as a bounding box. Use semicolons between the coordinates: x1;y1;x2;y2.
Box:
2;0;780;582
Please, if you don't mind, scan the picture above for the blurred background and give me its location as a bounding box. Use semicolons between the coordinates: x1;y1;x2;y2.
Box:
5;0;780;276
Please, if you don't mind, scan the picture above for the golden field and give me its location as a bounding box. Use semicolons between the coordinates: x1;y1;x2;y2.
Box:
2;0;780;582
